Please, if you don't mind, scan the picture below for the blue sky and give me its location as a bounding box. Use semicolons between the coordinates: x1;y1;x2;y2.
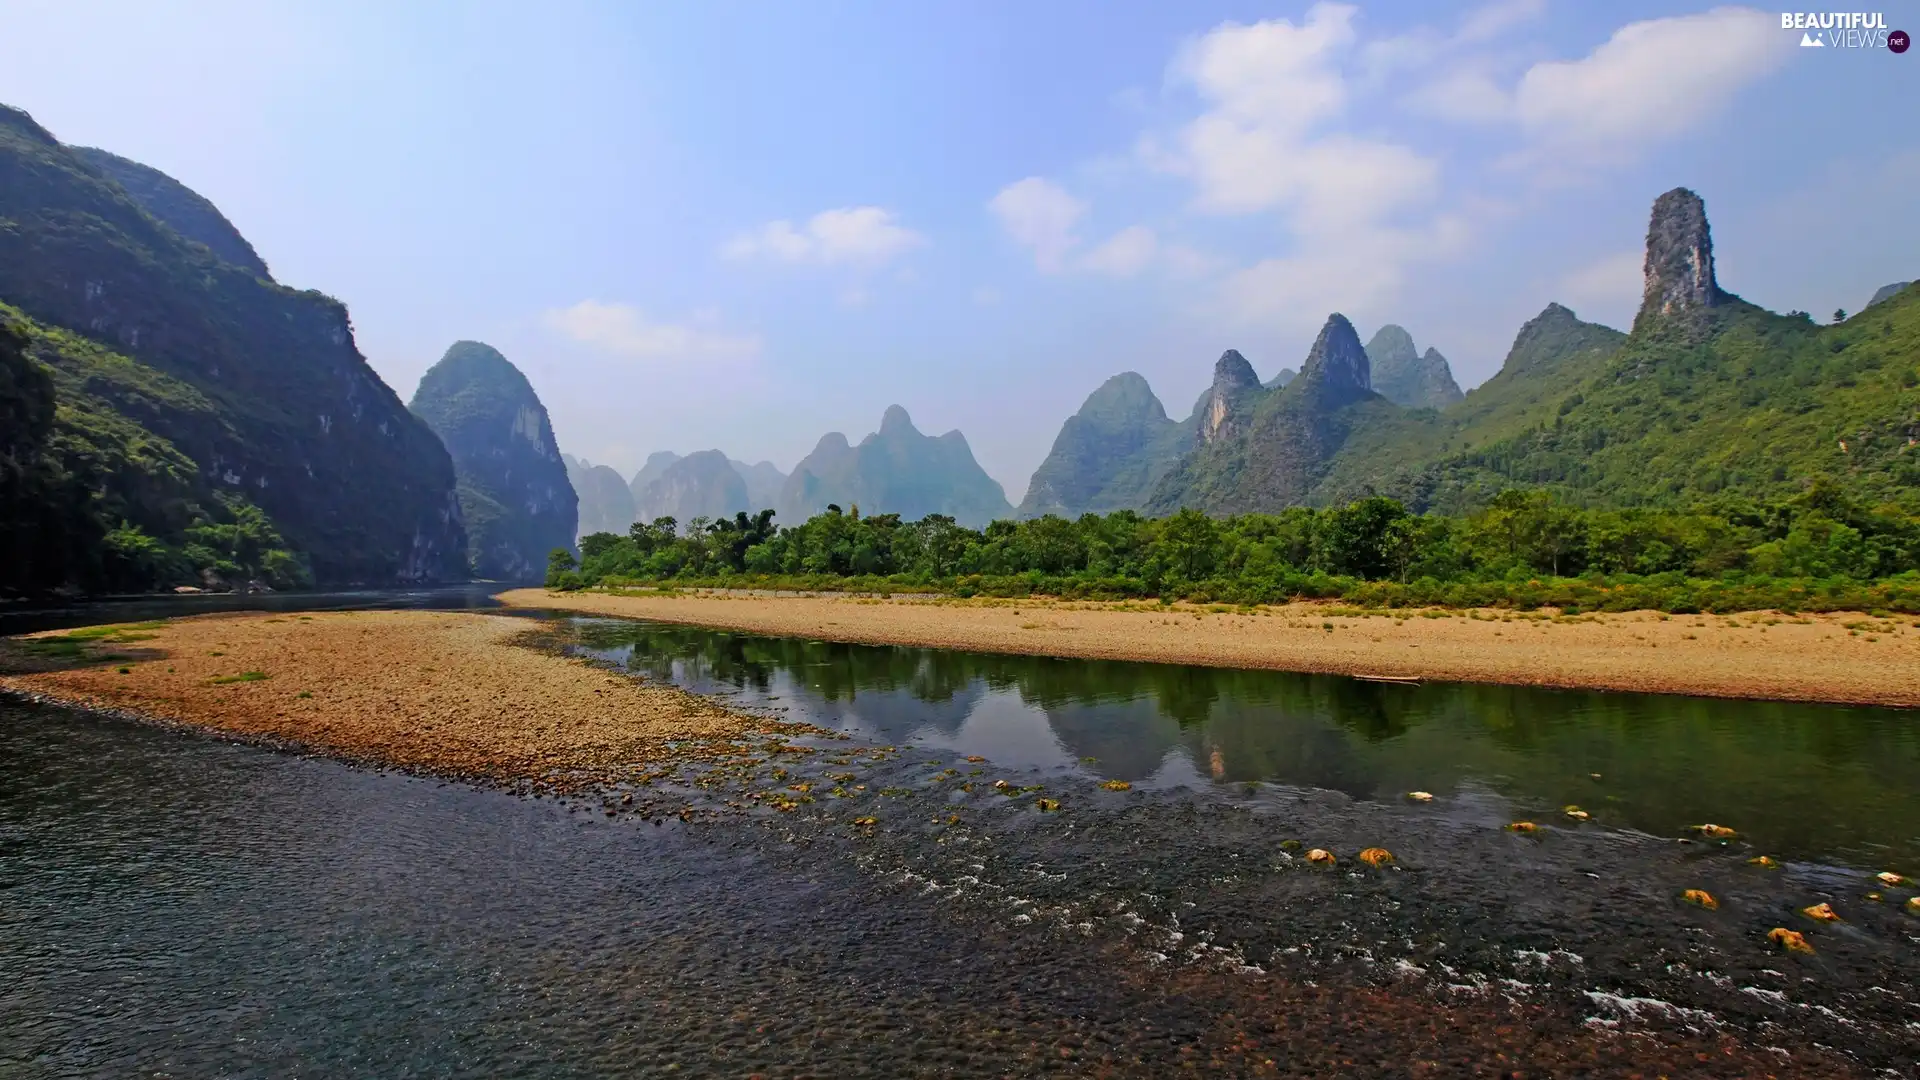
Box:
4;0;1915;502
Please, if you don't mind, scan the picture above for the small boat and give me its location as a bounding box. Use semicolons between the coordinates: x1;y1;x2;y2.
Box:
1353;673;1422;685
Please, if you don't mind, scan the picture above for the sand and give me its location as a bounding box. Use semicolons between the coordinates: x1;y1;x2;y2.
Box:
0;610;779;779
499;588;1920;707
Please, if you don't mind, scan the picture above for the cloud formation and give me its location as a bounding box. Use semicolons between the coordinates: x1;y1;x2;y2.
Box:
1078;225;1158;277
723;206;924;266
988;177;1088;272
543;300;761;362
1513;7;1785;160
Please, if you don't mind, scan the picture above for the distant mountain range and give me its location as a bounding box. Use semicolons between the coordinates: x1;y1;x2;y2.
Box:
778;406;1011;528
1018;189;1917;520
4;87;1910;597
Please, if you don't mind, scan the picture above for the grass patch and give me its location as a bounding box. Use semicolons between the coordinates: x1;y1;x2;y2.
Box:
207;670;269;685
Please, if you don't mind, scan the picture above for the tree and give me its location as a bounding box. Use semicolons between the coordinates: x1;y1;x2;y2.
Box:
1832;308;1847;324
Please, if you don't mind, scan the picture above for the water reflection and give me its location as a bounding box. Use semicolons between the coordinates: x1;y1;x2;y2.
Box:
577;618;1920;869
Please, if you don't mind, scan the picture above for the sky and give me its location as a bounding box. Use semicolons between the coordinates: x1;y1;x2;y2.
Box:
4;0;1916;503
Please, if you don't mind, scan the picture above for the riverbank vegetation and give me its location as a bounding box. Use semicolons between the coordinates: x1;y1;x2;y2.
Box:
549;483;1920;615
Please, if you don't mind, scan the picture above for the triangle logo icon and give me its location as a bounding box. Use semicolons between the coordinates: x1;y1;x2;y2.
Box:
1800;31;1825;46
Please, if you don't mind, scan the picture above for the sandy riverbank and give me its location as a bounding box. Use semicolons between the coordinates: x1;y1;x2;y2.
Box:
499;587;1920;707
0;610;781;779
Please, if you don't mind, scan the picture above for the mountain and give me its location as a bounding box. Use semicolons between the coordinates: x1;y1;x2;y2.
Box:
778;405;1012;527
1017;372;1194;518
1406;188;1920;509
70;146;272;281
628;451;681;507
0;103;465;592
1263;368;1297;390
409;341;575;581
1303;303;1626;510
564;454;636;538
1867;281;1912;310
731;458;787;511
633;449;749;524
1364;325;1464;409
1148;318;1389;515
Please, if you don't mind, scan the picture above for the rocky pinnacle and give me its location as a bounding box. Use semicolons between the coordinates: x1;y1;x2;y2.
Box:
1202;349;1261;442
1300;314;1371;395
1640;187;1724;324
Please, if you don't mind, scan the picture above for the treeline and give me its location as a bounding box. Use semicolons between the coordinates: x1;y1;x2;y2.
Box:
549;481;1920;614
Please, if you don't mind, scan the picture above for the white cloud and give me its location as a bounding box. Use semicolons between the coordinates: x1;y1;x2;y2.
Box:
1215;217;1470;338
1077;225;1158;277
1513;7;1785;159
838;286;872;309
1558;250;1644;311
971;286;1002;306
988;177;1088;272
1406;66;1512;123
722;206;924;266
1456;0;1545;44
542;301;761;363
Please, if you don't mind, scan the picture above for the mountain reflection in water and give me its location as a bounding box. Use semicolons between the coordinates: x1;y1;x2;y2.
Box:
574;617;1920;870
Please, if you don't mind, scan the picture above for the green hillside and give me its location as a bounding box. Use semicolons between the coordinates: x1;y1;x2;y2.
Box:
0;102;467;593
2;304;306;591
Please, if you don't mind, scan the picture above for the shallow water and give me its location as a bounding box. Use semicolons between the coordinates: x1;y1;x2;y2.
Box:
572;618;1920;872
7;602;1920;1074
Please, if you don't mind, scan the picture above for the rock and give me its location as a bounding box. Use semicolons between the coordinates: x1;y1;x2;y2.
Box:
172;585;203;594
1692;823;1737;840
1299;314;1370;396
1800;902;1841;922
1767;927;1814;954
409;341;577;582
1865;281;1911;309
1637;187;1725;326
1201;350;1262;443
1406;791;1434;802
1507;821;1538;833
1875;871;1906;886
1358;847;1394;867
1681;889;1718;911
1305;848;1336;865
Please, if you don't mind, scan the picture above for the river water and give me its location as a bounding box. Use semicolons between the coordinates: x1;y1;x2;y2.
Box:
4;594;1918;1076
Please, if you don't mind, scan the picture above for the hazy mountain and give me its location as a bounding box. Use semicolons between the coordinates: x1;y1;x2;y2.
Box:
1364;325;1464;409
410;341;576;581
634;449;750;524
778;405;1011;527
564;453;636;538
731;458;787;511
0;103;465;593
1017;372;1194;518
628;451;681;507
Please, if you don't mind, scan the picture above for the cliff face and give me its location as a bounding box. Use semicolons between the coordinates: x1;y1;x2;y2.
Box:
1018;372;1193;518
410;341;575;581
633;449;750;524
0;103;467;588
1636;187;1726;332
1200;350;1262;443
778;405;1011;527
